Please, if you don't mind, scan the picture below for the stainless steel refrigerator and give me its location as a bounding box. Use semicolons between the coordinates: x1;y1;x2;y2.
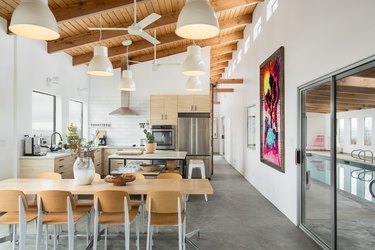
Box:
177;113;212;178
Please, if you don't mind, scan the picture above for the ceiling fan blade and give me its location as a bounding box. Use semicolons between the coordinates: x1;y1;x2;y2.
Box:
137;13;161;29
128;59;140;63
140;31;160;45
88;27;129;31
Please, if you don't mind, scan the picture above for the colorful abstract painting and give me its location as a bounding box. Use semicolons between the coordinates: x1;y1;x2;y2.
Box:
260;47;285;172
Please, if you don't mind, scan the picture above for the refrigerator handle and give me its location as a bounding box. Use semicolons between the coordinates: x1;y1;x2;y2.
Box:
190;118;194;154
195;118;198;154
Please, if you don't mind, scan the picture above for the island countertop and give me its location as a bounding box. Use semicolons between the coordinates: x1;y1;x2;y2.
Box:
108;150;187;160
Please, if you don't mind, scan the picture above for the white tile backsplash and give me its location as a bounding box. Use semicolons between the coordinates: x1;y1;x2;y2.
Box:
89;95;150;146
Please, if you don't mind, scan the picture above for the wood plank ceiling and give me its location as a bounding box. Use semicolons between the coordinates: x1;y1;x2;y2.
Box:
0;0;262;83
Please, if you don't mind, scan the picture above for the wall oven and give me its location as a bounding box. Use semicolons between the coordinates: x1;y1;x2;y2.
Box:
151;125;175;150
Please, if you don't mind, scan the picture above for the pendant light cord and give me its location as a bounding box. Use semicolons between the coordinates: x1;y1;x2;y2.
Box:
126;46;129;69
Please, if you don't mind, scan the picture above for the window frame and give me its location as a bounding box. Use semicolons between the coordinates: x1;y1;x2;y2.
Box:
31;90;56;139
69;99;84;137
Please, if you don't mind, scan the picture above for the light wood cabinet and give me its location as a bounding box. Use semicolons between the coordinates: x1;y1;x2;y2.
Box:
20;154;75;179
178;95;211;112
150;95;178;125
93;148;102;175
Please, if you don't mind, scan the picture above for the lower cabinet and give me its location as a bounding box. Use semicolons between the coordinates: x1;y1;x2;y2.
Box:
20;154;75;179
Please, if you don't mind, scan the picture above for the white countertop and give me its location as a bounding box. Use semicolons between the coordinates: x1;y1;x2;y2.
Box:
108;150;187;160
19;152;73;159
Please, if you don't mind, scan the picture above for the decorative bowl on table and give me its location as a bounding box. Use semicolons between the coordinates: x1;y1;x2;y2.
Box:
104;174;136;186
140;164;160;172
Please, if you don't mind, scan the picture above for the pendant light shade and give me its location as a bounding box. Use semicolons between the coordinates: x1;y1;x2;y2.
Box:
185;76;202;91
175;0;219;40
88;46;114;76
9;0;60;41
182;45;206;76
120;70;136;91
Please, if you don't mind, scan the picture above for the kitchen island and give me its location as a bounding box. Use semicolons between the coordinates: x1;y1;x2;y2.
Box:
108;150;188;176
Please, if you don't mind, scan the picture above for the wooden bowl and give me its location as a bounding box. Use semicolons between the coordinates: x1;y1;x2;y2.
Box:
140;164;160;172
104;174;136;186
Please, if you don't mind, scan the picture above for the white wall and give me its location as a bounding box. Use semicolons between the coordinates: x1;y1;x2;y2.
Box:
89;47;210;145
218;0;375;224
0;17;89;179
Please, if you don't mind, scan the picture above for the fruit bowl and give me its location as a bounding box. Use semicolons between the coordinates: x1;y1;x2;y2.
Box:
104;174;136;186
140;164;160;172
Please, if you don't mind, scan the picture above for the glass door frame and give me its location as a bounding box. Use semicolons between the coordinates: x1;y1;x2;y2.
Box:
297;55;375;250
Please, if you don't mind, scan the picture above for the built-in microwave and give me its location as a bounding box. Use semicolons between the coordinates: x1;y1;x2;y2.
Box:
151;125;175;150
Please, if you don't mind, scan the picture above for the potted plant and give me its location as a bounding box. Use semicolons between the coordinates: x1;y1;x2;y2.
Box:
67;124;96;185
143;129;157;154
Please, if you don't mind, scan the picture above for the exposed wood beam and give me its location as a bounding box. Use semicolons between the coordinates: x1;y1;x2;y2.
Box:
111;31;243;68
210;61;229;70
48;9;251;53
211;69;225;76
211;43;237;57
211;65;228;72
214;88;234;93
211;54;233;65
218;78;244;84
53;0;149;23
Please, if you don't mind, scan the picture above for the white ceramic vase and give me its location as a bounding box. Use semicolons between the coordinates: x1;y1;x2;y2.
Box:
73;157;95;185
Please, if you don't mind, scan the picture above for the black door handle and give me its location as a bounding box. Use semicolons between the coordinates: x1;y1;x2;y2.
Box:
221;135;225;139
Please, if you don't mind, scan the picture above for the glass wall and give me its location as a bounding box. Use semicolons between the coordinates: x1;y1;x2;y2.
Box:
300;60;375;250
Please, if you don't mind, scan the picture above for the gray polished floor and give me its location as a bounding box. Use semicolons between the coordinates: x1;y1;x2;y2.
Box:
0;156;320;249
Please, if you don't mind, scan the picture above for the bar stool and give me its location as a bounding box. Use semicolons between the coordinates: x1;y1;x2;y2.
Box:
188;159;207;201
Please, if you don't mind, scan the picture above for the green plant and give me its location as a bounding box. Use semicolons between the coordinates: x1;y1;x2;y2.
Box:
143;129;155;143
67;123;98;158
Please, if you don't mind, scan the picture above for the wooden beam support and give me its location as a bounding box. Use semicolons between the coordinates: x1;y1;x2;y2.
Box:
211;54;233;65
49;10;251;53
211;0;263;12
214;88;234;93
211;69;225;76
211;65;228;72
210;61;229;70
218;78;244;84
211;43;237;57
110;31;243;68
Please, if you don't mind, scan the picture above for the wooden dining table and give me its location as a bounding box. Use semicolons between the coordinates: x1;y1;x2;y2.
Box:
0;178;213;250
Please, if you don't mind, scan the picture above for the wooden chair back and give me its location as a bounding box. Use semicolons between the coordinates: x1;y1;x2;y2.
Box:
38;190;75;212
157;173;182;180
132;173;145;180
0;190;28;212
146;191;183;214
94;190;131;213
36;172;62;180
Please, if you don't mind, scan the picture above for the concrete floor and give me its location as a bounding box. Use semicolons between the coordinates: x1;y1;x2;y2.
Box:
0;156;320;249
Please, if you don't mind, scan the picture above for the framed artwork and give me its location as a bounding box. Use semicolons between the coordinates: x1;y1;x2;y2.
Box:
247;105;256;149
260;47;285;172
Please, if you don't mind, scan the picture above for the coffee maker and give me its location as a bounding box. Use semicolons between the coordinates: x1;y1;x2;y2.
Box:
24;135;47;156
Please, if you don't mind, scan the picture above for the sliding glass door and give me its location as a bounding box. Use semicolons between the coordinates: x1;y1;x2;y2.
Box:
300;80;333;249
300;60;375;249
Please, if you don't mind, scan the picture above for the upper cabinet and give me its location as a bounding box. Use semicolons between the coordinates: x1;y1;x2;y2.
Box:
178;95;211;112
150;95;178;125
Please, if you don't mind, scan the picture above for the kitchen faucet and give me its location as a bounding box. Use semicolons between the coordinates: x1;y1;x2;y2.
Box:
50;132;63;152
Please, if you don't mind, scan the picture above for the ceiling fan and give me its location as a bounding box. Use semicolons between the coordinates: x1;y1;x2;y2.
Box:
88;0;161;45
152;30;181;71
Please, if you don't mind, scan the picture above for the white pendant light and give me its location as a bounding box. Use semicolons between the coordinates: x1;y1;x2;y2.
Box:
175;0;219;40
185;76;202;91
9;0;60;41
120;70;136;91
88;46;114;76
182;45;206;76
88;16;114;76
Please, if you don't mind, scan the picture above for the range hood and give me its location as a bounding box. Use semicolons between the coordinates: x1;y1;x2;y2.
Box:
109;91;138;116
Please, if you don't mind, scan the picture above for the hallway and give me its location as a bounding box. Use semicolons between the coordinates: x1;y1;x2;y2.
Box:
185;155;320;249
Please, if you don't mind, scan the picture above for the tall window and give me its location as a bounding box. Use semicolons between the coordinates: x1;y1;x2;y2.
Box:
350;118;357;145
267;0;279;21
338;119;345;144
364;117;372;146
69;100;83;137
32;91;56;143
